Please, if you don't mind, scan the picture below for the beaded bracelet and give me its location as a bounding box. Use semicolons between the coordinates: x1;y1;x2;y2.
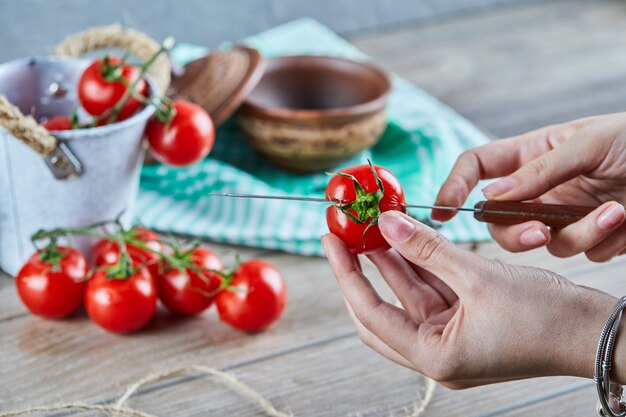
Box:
596;296;626;416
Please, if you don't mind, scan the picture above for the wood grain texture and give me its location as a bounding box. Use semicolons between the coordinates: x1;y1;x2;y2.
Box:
0;241;623;416
351;0;626;137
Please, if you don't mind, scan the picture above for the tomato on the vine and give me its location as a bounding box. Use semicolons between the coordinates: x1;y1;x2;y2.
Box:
157;247;223;316
42;116;72;131
16;246;88;318
78;56;147;121
216;259;286;332
92;227;163;278
325;162;406;254
85;266;157;333
146;100;215;167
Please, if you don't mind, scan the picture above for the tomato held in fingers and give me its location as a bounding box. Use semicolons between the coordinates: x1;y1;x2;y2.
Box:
85;267;157;333
92;227;163;278
78;56;147;121
158;247;223;315
325;162;406;254
16;247;88;318
216;259;286;332
146;100;215;167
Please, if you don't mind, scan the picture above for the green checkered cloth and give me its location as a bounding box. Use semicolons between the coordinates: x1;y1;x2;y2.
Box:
136;18;491;256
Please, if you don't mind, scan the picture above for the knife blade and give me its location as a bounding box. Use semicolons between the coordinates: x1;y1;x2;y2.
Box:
207;192;477;212
207;192;601;228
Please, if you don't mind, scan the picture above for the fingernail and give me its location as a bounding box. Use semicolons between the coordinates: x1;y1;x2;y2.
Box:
321;235;329;254
520;227;548;247
597;204;625;230
379;212;415;242
482;177;517;198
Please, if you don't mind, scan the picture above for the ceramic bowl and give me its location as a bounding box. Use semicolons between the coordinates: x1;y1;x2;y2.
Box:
236;55;391;173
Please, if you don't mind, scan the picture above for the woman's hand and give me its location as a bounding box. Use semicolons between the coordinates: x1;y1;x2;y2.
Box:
434;113;626;261
322;211;619;388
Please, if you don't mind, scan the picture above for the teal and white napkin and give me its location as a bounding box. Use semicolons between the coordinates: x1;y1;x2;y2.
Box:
136;18;491;256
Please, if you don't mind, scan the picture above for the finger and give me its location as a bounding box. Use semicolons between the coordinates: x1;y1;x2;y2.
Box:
322;233;421;358
584;221;626;262
487;221;551;252
378;211;482;293
481;136;603;202
433;125;573;222
342;296;415;370
412;263;458;307
546;201;626;258
367;250;449;322
433;139;527;221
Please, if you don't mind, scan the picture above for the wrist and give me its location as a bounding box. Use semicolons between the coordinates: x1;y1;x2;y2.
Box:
561;288;619;380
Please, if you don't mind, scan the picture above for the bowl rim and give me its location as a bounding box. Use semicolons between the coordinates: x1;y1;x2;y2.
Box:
240;54;391;120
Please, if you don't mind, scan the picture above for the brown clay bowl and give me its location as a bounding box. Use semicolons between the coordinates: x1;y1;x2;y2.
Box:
236;55;391;173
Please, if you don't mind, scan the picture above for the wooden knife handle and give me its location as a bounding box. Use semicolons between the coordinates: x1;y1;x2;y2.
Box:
473;200;599;228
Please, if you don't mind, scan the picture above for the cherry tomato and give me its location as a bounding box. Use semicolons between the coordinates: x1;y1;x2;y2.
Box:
42;116;72;131
216;259;286;332
158;247;223;315
146;100;215;167
92;227;163;278
78;56;147;121
325;163;406;254
16;247;88;318
85;267;157;333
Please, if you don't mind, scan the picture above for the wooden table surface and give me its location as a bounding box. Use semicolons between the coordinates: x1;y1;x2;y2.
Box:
2;0;626;415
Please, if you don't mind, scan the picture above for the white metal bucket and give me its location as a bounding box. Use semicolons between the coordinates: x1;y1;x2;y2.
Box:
0;57;157;275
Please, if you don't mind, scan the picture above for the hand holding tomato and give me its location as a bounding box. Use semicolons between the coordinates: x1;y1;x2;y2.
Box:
326;162;406;254
157;247;223;315
16;246;88;318
216;259;286;332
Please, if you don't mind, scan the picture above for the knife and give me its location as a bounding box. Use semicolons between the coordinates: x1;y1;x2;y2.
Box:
207;193;601;228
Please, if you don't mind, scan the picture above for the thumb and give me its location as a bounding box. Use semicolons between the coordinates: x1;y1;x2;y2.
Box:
378;211;481;294
481;138;596;201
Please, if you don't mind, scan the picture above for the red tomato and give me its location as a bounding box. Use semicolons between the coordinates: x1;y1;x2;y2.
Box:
16;247;88;318
85;267;157;333
42;116;72;131
216;259;286;332
146;100;215;167
78;56;147;121
158;247;223;315
92;227;162;278
325;163;406;254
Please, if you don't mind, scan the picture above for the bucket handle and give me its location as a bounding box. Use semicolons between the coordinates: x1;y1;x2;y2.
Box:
0;95;82;179
53;24;171;95
0;95;57;155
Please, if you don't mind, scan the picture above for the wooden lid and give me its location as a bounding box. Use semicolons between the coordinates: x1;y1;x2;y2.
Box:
167;46;265;127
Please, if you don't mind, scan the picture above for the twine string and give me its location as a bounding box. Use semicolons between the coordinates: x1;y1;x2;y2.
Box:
0;365;434;417
114;365;291;417
0;95;57;156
